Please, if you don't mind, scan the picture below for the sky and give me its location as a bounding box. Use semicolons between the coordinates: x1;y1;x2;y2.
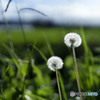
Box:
0;0;100;26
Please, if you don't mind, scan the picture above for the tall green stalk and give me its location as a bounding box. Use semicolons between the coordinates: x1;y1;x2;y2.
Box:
72;46;82;100
0;0;14;50
56;69;62;100
14;1;27;44
5;0;27;44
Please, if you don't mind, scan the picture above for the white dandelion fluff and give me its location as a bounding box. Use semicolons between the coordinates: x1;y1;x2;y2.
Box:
64;33;82;47
47;56;63;71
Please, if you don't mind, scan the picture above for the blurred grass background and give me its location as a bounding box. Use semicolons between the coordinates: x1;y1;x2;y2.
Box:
0;27;100;45
0;27;100;100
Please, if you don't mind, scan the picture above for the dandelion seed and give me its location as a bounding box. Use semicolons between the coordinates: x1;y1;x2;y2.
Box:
47;56;63;71
64;33;82;47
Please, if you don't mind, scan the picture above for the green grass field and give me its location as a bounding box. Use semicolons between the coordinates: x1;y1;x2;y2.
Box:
0;27;100;46
0;27;100;60
0;27;100;100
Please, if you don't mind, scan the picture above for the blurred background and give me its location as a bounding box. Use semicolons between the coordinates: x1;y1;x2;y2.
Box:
0;0;100;100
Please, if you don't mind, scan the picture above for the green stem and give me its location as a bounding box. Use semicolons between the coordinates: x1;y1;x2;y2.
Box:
56;69;62;100
14;2;27;44
0;0;14;50
72;46;82;100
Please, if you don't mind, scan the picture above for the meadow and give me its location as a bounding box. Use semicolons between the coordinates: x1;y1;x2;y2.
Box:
0;27;100;100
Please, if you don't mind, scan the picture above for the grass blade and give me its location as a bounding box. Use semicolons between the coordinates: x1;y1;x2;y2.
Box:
58;71;67;100
5;0;12;12
0;0;14;50
1;43;20;69
80;27;94;87
19;8;47;16
47;42;54;56
33;45;47;62
25;92;47;100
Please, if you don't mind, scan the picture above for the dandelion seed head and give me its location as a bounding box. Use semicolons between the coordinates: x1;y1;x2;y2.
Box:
47;56;63;71
64;33;82;47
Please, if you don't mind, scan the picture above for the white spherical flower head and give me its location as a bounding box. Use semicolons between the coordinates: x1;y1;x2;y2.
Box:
64;33;82;47
47;56;63;71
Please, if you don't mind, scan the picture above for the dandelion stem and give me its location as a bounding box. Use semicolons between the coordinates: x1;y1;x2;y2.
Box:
72;46;82;100
56;69;62;100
